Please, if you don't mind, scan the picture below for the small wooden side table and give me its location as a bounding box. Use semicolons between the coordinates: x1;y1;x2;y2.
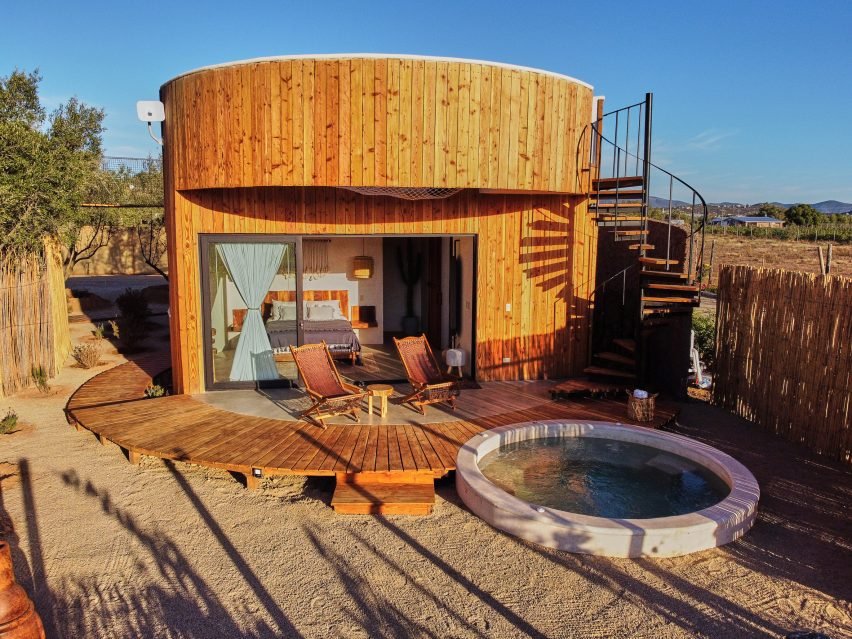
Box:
366;384;394;417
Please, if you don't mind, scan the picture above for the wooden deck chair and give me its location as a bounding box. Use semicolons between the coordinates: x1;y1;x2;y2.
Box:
393;334;461;415
290;341;367;428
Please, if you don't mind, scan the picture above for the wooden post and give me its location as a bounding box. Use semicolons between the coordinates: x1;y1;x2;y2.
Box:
245;472;261;490
818;246;826;275
826;244;833;274
707;239;716;288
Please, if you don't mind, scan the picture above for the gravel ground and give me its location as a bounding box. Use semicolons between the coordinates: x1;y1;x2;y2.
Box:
0;319;850;638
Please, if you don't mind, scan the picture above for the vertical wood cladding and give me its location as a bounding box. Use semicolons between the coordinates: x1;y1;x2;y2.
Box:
161;57;594;192
165;188;596;394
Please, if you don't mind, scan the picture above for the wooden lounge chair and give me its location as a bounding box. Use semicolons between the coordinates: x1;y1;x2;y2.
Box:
290;341;367;428
393;334;461;414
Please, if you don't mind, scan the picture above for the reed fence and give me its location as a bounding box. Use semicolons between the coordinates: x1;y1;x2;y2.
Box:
713;265;852;464
0;242;71;397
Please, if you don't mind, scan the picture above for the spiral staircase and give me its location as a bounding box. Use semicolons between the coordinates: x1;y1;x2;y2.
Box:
557;94;708;396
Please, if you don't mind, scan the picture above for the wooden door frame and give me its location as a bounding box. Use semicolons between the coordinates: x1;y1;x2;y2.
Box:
199;233;303;391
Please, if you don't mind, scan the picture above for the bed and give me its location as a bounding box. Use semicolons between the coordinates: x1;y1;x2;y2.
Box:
231;290;361;363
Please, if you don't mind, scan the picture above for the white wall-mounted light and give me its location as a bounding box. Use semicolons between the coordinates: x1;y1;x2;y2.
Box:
136;100;165;146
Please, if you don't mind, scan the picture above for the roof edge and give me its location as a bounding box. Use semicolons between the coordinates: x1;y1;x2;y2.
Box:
161;53;593;90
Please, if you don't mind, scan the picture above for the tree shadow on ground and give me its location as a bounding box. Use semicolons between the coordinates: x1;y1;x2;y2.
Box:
52;466;300;638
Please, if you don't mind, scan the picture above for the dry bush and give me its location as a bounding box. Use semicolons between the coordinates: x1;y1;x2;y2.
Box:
71;342;101;369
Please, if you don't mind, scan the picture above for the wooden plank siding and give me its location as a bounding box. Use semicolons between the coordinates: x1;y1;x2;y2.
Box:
160;56;598;394
161;57;593;192
166;188;596;394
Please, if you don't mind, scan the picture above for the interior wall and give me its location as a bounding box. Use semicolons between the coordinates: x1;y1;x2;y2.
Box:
218;237;384;344
302;237;384;344
382;237;422;334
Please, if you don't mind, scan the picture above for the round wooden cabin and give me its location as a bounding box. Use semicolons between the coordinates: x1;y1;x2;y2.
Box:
160;55;598;395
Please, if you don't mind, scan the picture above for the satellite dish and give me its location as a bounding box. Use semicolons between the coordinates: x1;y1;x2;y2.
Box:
136;100;165;145
136;100;165;123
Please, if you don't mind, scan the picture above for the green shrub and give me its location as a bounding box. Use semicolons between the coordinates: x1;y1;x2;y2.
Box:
93;323;105;339
31;366;49;393
116;288;149;322
144;384;166;399
692;313;716;367
0;409;18;434
108;319;119;338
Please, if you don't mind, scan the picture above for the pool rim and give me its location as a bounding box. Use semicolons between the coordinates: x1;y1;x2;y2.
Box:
455;420;760;557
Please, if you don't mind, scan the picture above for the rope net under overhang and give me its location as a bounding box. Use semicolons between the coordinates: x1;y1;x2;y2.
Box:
340;187;462;200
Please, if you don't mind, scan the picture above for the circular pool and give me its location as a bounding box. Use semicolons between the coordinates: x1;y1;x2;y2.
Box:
456;420;760;557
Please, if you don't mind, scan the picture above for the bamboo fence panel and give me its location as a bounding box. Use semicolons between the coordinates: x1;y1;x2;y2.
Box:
713;265;852;464
46;241;71;372
0;244;70;397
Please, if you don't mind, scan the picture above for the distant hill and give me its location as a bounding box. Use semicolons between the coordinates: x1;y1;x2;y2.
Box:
812;200;852;214
648;196;852;215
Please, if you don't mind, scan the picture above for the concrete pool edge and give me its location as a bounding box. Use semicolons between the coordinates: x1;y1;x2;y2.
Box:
455;420;760;558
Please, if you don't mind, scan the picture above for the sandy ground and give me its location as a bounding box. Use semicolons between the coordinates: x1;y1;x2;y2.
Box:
705;235;851;284
0;321;850;638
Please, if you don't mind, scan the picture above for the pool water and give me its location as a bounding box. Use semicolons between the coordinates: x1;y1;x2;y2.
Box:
478;436;730;519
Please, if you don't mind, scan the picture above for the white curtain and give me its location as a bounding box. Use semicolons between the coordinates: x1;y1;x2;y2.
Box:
217;243;286;381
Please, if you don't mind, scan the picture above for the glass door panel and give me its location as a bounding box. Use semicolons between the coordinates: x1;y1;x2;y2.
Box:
205;239;299;387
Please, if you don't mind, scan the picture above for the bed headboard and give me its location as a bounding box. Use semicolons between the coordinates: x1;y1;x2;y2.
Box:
231;290;350;330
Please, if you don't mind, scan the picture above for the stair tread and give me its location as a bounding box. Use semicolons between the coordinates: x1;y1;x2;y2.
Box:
552;377;630;397
592;189;645;198
628;243;655;250
613;338;636;354
644;306;694;316
613;229;648;236
332;481;435;515
643;296;699;304
583;366;637;380
593;176;644;190
645;283;700;292
595;351;636;366
640;270;689;279
591;202;643;209
595;212;645;222
639;257;680;266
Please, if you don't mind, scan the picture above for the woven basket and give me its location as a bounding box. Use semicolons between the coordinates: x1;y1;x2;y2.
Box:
627;391;658;423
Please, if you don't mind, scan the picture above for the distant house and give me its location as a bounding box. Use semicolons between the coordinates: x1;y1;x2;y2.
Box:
710;216;784;228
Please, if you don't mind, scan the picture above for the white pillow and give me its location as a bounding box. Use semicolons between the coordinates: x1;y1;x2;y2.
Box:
271;300;296;321
308;304;335;321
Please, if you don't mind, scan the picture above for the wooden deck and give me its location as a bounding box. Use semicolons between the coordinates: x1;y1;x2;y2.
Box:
66;353;679;514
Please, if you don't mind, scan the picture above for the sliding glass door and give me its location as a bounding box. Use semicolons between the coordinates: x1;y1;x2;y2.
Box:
202;236;301;389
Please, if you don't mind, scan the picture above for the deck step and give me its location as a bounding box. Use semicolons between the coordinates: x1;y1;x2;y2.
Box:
645;283;700;292
628;243;655;250
593;176;644;190
639;257;680;266
613;338;636;354
583;366;637;380
592;189;645;199
595;351;636;367
640;270;689;280
331;478;435;515
613;229;648;236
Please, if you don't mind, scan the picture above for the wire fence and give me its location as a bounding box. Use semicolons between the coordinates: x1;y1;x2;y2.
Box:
101;156;162;174
705;222;852;243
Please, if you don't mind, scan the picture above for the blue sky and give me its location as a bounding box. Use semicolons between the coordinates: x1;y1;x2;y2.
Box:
2;0;850;203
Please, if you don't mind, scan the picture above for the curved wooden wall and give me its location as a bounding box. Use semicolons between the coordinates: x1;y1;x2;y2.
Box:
165;188;597;394
161;56;594;192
